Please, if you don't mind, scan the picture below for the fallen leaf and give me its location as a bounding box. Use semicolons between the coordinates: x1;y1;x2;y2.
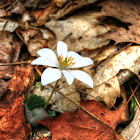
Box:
21;29;48;56
33;0;98;26
45;10;110;52
84;76;120;108
24;104;49;127
32;79;80;113
99;0;140;26
93;46;140;86
93;44;118;62
103;26;140;44
8;67;34;95
78;46;140;108
49;0;98;20
121;107;140;140
0;67;34;139
0;19;18;32
98;0;140;45
0;97;31;140
39;100;127;140
0;79;9;99
0;32;21;79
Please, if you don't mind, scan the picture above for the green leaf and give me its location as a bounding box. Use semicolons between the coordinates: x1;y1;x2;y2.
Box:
36;81;42;87
27;94;46;111
131;96;136;112
48;110;56;117
129;96;137;120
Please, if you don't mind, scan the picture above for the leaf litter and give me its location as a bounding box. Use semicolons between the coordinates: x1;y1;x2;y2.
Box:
0;0;140;140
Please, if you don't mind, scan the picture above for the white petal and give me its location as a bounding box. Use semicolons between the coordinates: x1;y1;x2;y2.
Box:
57;41;68;60
37;48;60;66
67;51;93;68
69;70;93;88
62;70;74;85
41;68;62;85
31;57;59;67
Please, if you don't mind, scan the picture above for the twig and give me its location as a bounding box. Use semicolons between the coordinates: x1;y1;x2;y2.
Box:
18;23;40;30
2;20;9;32
0;3;11;9
16;30;27;45
129;83;140;109
34;67;124;139
0;60;31;66
6;0;19;11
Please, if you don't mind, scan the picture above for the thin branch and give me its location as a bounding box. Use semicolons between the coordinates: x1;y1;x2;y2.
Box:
6;0;19;11
0;60;31;66
0;3;11;9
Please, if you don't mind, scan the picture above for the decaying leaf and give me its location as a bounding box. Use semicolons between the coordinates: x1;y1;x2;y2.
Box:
24;104;49;127
98;0;140;45
0;97;31;140
33;0;98;25
49;0;98;20
8;67;34;96
0;32;21;79
0;19;18;32
39;100;128;140
103;26;140;44
21;29;52;57
99;0;140;26
83;76;120;108
121;107;140;140
79;46;140;108
32;79;80;113
93;46;140;85
0;67;34;139
0;79;9;99
45;10;110;52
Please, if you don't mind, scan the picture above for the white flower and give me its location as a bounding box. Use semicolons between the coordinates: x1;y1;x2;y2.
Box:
31;41;94;88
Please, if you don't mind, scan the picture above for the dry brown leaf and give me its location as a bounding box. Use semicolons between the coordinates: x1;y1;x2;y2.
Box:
93;44;118;62
33;0;67;26
49;0;98;20
103;26;140;44
21;29;47;56
98;0;140;45
121;107;140;140
45;10;110;52
33;0;98;25
0;32;21;79
99;0;140;26
80;76;120;108
78;46;140;107
93;46;140;86
33;79;80;113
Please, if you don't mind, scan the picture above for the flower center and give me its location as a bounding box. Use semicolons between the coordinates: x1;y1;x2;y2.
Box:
59;54;75;68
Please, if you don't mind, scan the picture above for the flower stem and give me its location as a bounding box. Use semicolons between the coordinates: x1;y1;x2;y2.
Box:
44;79;60;110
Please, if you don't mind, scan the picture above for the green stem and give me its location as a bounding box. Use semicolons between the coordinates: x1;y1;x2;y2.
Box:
44;79;60;110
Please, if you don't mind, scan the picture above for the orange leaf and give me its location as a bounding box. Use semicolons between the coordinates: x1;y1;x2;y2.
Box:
0;97;31;140
39;100;123;140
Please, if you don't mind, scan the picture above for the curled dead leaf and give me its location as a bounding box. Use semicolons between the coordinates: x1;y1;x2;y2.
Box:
45;10;110;52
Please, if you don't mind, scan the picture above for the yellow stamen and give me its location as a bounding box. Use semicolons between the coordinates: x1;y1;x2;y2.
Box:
58;54;75;68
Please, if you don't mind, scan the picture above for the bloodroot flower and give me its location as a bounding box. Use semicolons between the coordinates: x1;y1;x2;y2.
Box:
31;41;94;88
